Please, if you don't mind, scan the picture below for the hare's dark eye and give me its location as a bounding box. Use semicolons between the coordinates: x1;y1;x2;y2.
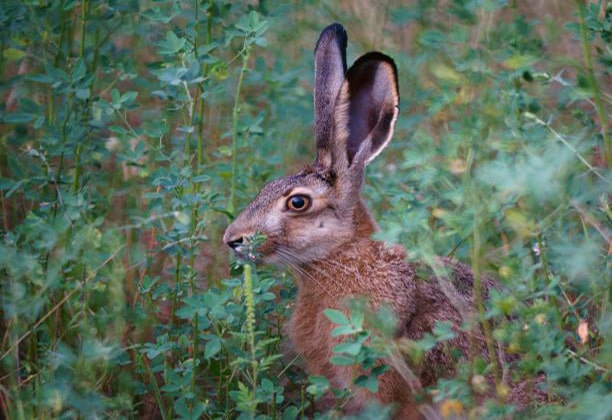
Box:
287;195;311;212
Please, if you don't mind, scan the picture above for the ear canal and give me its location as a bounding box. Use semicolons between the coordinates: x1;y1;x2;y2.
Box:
334;52;400;168
314;23;348;168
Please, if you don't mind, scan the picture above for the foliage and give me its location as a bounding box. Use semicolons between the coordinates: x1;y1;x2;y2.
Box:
0;0;610;419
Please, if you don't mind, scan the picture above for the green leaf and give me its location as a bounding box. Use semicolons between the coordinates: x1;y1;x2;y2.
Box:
158;31;186;55
331;325;356;336
191;402;207;420
323;309;349;325
71;58;86;81
76;88;90;100
418;29;445;48
111;88;121;108
3;48;25;60
306;375;329;397
433;321;456;341
205;337;221;359
2;113;34;124
109;125;129;136
332;341;362;356
330;354;355;366
371;365;390;377
282;406;299;420
121;91;138;104
248;10;259;29
351;310;364;331
354;375;379;393
414;333;436;351
218;145;232;156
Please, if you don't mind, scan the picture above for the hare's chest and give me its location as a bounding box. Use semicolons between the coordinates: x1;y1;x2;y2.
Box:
289;290;352;389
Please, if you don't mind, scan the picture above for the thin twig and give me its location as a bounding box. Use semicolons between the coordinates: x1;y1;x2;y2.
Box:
571;199;611;245
566;349;609;373
526;113;609;184
575;0;610;164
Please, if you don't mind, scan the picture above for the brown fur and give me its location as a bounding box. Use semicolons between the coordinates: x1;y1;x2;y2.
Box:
224;24;540;418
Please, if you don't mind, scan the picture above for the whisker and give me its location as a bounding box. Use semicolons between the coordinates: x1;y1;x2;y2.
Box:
275;247;360;297
275;248;335;295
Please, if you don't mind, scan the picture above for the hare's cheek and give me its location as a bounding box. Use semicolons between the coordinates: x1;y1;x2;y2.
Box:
262;211;284;233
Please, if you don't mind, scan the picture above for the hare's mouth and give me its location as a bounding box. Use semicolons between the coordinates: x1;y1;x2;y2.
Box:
230;246;259;263
229;237;281;265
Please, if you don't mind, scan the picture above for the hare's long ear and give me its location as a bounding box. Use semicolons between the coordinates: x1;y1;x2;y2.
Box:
314;23;347;168
333;52;399;175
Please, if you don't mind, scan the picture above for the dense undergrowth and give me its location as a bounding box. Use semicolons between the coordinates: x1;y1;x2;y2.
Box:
0;1;610;419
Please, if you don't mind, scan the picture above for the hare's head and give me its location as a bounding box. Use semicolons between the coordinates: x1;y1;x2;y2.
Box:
224;23;399;266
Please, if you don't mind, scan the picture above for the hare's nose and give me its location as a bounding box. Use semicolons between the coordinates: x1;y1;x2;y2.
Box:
226;236;244;250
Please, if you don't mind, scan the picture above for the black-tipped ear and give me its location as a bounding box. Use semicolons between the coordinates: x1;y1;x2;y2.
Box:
314;23;347;168
334;52;399;168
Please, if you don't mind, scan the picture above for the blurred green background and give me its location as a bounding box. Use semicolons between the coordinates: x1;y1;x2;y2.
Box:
0;1;610;419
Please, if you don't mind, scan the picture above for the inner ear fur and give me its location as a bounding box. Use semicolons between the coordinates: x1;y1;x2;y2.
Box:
333;52;400;169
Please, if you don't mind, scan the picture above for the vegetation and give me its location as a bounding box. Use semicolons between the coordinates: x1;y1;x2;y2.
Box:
0;0;609;418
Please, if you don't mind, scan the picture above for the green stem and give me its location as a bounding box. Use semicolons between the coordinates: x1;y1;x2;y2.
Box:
72;0;89;193
171;253;182;326
575;0;609;165
190;315;199;414
79;0;88;58
72;144;81;192
471;208;502;389
243;264;257;407
0;35;5;78
227;46;251;215
183;86;198;159
0;162;8;232
536;233;551;284
244;264;256;358
464;142;502;392
197;1;212;169
196;97;205;168
196;2;213;169
54;0;67;67
90;10;101;75
43;91;73;272
7;317;26;420
139;354;168;420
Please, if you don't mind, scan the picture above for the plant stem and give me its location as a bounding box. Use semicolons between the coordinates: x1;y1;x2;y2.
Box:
0;162;8;232
79;0;88;58
227;45;250;215
536;233;551;283
243;264;258;407
140;354;168;420
7;317;25;420
197;2;213;169
72;0;89;193
190;315;199;415
184;83;198;159
54;0;67;68
575;0;610;165
471;208;502;388
464;139;502;392
72;144;82;192
171;253;181;326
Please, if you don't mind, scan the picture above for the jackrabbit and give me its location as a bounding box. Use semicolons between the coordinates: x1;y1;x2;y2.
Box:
224;23;536;419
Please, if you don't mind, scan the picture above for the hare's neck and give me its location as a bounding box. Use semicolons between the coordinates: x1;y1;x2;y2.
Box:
353;199;378;239
297;237;399;297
